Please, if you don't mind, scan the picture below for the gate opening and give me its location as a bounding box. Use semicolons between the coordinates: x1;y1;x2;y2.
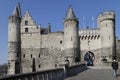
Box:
84;51;95;66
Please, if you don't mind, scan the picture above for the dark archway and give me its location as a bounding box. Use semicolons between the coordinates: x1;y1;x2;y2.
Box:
15;62;20;74
84;51;95;66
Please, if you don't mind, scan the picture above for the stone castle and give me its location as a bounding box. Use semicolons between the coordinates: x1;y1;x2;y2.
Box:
8;3;120;74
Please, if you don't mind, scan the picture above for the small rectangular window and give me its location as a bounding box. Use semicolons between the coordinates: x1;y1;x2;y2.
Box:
60;40;62;44
55;64;57;68
39;54;40;58
25;21;28;26
31;54;33;58
106;24;107;27
109;36;110;40
23;54;25;58
17;53;19;58
25;28;28;32
71;37;72;41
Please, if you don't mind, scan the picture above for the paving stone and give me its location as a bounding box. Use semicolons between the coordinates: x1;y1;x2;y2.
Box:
65;68;120;80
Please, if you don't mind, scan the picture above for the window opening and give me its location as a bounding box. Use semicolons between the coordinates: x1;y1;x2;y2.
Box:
71;37;72;41
106;24;108;27
60;40;62;44
39;65;41;68
25;28;28;32
31;54;33;58
8;62;10;68
25;21;28;26
23;54;25;58
55;64;57;68
39;54;40;58
17;53;19;58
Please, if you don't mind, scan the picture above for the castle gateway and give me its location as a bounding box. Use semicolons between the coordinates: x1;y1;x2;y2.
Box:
8;3;118;74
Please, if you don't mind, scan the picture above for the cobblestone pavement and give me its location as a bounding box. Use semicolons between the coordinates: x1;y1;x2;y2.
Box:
65;68;120;80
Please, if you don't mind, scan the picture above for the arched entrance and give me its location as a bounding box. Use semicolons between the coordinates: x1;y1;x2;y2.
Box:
84;51;95;66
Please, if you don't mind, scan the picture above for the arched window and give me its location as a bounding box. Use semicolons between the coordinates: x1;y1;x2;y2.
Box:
97;35;100;39
82;36;84;40
91;36;93;39
88;36;90;40
85;36;87;40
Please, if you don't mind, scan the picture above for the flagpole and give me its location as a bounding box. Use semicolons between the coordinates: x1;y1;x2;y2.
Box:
92;16;94;28
83;16;85;28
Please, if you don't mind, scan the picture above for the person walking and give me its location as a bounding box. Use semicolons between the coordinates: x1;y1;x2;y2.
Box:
111;59;119;78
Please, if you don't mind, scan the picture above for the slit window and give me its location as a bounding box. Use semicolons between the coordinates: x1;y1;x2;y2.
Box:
31;54;33;58
39;65;41;68
71;37;72;41
39;54;40;58
106;24;108;27
17;53;19;58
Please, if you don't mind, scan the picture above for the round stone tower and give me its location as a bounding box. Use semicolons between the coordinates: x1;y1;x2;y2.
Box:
97;11;116;61
8;4;21;74
64;6;80;65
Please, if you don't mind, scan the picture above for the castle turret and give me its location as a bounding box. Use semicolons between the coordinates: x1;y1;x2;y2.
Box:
8;3;21;74
64;6;80;65
97;11;116;61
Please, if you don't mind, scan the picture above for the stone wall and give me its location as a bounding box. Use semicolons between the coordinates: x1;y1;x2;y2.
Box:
79;35;101;51
0;64;7;77
116;39;120;61
81;49;101;65
21;27;41;48
81;47;113;66
8;4;118;75
0;64;88;80
0;68;64;80
41;32;64;50
21;47;66;73
20;26;65;73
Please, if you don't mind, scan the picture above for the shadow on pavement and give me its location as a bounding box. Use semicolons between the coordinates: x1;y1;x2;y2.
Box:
66;67;89;78
117;74;120;77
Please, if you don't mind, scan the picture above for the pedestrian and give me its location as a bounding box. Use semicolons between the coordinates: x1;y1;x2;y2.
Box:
111;59;119;77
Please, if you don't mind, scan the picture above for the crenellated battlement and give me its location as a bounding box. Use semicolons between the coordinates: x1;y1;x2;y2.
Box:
79;29;100;35
97;11;115;22
79;29;100;40
8;3;117;74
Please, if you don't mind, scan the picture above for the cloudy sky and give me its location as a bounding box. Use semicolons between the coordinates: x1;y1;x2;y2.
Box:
0;0;120;64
